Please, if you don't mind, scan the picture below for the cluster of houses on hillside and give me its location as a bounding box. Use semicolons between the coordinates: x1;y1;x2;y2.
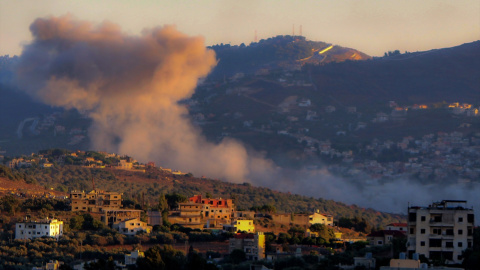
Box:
14;186;475;266
328;130;480;182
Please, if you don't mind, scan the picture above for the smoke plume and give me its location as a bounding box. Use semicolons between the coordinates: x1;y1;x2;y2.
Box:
15;15;270;183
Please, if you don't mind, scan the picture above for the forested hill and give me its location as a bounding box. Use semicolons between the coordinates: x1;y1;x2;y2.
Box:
208;35;370;78
3;161;405;228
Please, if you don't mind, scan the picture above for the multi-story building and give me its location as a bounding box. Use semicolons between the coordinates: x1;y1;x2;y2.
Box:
168;195;236;229
188;195;235;220
70;190;122;212
168;202;205;229
407;200;474;264
229;232;265;261
15;218;64;240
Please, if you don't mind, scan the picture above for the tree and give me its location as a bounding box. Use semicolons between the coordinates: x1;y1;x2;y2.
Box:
158;193;168;213
137;245;166;270
310;223;335;243
230;249;246;264
165;193;188;210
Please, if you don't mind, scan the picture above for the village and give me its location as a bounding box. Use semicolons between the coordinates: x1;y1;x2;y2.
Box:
0;149;476;270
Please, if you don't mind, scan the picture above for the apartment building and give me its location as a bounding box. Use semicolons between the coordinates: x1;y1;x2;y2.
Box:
70;190;122;212
15;218;64;240
407;200;474;264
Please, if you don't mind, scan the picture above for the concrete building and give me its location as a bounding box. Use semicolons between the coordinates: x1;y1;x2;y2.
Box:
407;200;474;264
70;190;122;212
125;250;144;265
367;230;406;246
168;202;205;229
101;209;142;227
15;218;64;240
114;218;152;236
229;232;266;261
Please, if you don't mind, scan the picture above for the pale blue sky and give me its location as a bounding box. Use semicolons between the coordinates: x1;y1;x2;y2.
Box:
1;0;479;56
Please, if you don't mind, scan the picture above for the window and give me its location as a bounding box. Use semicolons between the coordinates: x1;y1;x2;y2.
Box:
420;241;425;246
421;216;426;222
458;229;463;235
446;242;453;248
377;240;383;245
45;226;47;229
458;242;463;247
19;225;22;228
468;241;473;248
421;229;425;234
410;228;414;234
467;214;474;223
429;239;442;247
458;217;463;222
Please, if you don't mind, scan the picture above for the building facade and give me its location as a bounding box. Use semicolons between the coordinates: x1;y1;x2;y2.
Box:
407;200;474;264
229;232;266;261
15;218;64;240
70;190;122;212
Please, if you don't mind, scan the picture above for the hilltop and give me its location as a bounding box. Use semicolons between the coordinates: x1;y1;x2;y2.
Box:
208;35;370;79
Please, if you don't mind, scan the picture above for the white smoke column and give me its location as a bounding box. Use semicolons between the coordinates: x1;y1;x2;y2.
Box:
15;15;260;182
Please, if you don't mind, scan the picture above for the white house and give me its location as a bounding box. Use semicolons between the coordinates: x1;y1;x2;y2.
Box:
15;218;64;240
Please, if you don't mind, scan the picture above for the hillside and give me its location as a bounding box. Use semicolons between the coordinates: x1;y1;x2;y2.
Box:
4;163;405;227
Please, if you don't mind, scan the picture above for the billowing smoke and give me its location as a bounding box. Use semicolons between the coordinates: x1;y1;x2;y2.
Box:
15;15;272;183
14;15;480;216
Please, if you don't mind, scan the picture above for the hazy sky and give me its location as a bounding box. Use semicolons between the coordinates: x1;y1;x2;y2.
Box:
1;0;479;56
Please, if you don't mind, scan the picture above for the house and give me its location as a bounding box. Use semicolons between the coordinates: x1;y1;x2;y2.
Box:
367;230;406;246
229;232;265;261
354;253;375;269
114;218;152;236
102;209;142;227
147;210;163;226
406;200;474;264
125;250;144;265
223;219;255;233
385;223;407;232
15;218;64;240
